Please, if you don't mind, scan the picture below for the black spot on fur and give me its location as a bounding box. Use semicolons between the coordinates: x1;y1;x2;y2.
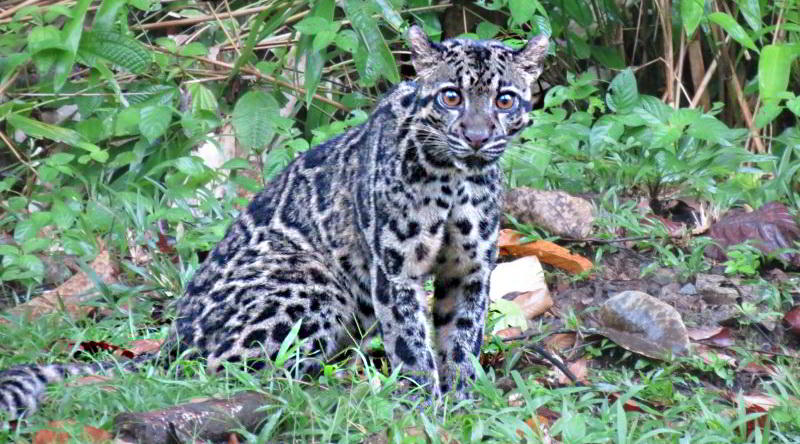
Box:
272;322;291;343
394;336;417;366
244;329;267;348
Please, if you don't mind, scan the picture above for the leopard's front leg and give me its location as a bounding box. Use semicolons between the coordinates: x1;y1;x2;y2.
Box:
371;267;440;398
433;176;501;396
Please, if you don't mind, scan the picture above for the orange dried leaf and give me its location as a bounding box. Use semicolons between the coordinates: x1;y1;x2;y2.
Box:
497;230;592;274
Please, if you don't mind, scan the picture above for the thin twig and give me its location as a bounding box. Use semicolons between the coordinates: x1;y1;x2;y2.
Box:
0;0;37;19
0;129;39;179
150;46;349;111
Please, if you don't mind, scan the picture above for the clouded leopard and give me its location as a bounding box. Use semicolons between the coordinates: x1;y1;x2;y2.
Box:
0;26;548;418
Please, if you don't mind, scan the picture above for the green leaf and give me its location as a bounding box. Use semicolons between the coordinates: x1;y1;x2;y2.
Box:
786;96;800;116
758;44;797;100
51;200;75;229
188;83;218;114
345;0;400;84
139;105;172;143
53;0;91;90
509;0;536;25
8;114;82;145
17;254;45;278
708;12;758;52
606;68;639;113
476;21;500;39
563;0;593;27
294;16;328;35
80;30;151;74
313;29;338;52
335;30;359;53
374;0;404;29
754;101;782;128
174;156;207;177
737;0;761;31
681;0;705;37
93;0;126;31
232;90;279;150
591;46;625;69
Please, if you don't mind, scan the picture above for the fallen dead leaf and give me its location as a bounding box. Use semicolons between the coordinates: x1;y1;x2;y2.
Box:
784;306;800;336
592;291;690;360
687;326;725;341
497;229;593;274
128;339;164;356
556;358;588;385
693;343;737;366
33;421;112;444
705;202;800;266
511;290;553;319
494;327;523;339
1;249;118;324
544;333;576;353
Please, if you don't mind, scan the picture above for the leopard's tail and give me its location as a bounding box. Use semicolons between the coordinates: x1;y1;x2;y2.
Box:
0;350;163;420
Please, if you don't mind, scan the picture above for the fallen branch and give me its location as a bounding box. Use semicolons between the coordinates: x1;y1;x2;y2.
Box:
114;391;272;444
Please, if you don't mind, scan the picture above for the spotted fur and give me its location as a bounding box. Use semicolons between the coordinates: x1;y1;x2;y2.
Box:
0;26;548;418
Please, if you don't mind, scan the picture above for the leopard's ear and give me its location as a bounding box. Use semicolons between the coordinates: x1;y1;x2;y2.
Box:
408;25;441;76
513;34;549;79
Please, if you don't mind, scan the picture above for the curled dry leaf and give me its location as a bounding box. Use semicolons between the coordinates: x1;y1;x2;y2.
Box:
544;333;576;353
0;250;118;324
705;202;800;267
511;290;553;320
592;291;690;360
687;326;725;341
494;327;524;339
497;229;593;274
784;306;800;336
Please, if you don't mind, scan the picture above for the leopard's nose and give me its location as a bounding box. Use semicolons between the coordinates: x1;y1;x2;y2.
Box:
463;127;490;149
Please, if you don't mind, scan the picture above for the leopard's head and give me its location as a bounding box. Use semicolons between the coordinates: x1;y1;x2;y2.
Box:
407;25;548;170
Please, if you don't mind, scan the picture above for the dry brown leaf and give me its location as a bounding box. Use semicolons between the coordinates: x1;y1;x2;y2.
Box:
33;421;112;444
68;375;115;392
1;250;118;324
784;306;800;336
687;326;725;341
544;333;576;352
556;359;588;385
497;230;593;274
511;290;553;319
494;327;523;339
593;291;690;360
127;339;164;356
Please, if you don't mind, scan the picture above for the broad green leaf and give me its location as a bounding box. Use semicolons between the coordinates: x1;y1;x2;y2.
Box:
476;21;500;39
737;0;761;31
606;68;639;113
93;0;126;31
345;0;400;84
708;12;758;51
591;46;625;69
681;0;705;37
51;200;75;229
786;96;800;116
754;101;782;128
139;105;172;143
17;254;45;278
374;0;404;29
174;156;207;177
564;0;593;27
509;0;535;25
232;90;279;150
8;114;82;145
53;0;91;90
313;28;338;52
294;16;328;35
80;30;151;74
188;83;218;114
335;30;359;53
758;44;796;100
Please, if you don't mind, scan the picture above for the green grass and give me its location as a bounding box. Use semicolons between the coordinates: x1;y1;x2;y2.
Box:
2;307;799;442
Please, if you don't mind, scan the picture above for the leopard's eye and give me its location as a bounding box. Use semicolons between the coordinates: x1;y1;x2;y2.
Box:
438;88;463;108
495;92;516;110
